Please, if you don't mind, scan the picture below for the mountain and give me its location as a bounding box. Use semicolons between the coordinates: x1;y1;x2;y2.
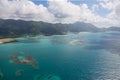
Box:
107;26;120;31
0;19;100;38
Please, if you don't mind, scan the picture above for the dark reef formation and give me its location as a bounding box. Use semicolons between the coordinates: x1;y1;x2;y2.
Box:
9;53;39;69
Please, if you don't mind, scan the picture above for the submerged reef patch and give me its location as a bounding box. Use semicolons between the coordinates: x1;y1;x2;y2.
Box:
0;70;4;79
15;69;24;76
34;74;61;80
9;53;39;69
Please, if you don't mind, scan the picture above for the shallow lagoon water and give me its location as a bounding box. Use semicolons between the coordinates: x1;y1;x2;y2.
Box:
0;32;120;80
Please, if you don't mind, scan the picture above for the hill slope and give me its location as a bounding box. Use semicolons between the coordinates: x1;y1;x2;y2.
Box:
0;19;99;38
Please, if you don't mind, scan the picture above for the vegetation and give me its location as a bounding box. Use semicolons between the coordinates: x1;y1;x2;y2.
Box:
0;19;119;38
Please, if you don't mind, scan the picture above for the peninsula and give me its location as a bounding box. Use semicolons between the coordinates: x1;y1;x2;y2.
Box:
0;38;17;44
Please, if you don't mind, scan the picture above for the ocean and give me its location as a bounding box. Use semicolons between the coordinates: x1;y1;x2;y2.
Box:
0;31;120;80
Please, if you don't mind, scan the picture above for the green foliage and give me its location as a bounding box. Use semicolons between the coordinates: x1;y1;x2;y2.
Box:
0;19;100;38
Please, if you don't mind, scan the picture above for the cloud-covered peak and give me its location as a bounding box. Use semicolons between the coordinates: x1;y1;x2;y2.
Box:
0;0;120;28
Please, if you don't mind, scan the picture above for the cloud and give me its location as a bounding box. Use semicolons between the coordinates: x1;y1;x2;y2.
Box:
48;0;98;24
98;0;120;27
0;0;119;28
48;0;83;23
115;4;120;19
0;0;55;22
48;0;117;27
92;4;99;12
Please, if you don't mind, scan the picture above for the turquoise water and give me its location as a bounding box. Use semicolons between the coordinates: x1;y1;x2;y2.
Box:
0;32;120;80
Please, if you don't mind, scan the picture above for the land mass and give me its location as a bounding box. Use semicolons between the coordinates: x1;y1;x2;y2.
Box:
0;19;119;38
0;19;99;38
0;38;17;44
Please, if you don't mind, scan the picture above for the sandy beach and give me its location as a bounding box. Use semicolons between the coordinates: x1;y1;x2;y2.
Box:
0;38;17;44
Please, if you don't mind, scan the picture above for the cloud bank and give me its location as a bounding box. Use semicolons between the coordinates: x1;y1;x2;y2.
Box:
0;0;120;28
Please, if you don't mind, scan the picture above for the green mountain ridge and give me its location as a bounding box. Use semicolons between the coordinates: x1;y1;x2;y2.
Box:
0;19;119;38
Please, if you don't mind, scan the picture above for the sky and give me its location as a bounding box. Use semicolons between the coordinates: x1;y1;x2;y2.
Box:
0;0;120;28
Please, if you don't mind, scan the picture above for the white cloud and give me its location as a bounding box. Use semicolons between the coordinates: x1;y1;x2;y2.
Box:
0;0;119;28
0;0;55;22
98;0;120;27
48;0;118;27
115;4;120;19
48;0;96;24
48;0;82;23
92;4;99;12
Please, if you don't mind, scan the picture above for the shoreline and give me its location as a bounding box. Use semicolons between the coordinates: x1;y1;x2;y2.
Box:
0;38;17;44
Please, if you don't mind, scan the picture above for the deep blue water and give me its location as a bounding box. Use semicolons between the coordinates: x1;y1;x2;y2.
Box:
0;32;120;80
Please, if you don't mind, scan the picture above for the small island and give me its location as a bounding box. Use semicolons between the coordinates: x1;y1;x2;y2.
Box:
0;38;17;44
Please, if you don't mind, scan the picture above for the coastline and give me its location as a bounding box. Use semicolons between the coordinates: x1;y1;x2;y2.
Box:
0;38;17;44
